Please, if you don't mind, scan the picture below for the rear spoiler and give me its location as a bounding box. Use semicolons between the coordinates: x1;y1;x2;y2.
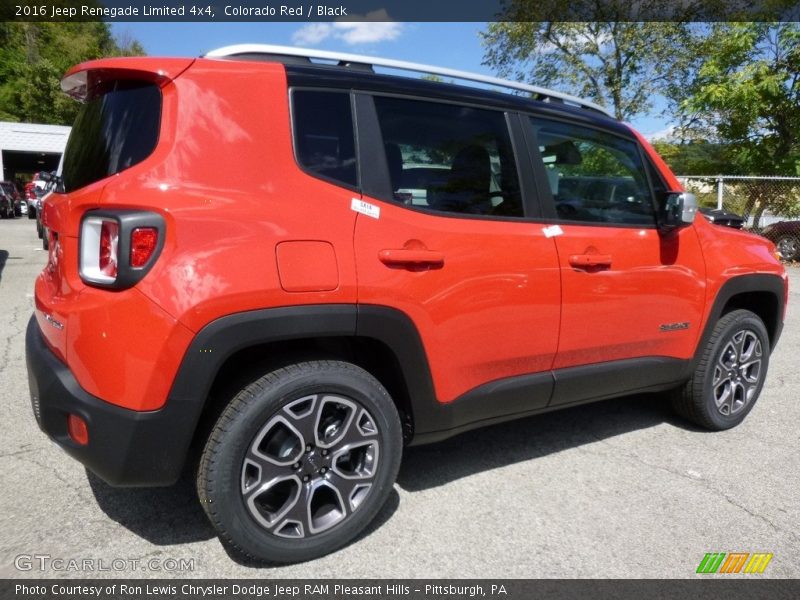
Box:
61;57;195;102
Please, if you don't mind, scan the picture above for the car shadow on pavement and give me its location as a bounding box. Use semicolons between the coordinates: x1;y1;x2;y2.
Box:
86;468;216;545
397;393;690;492
84;392;686;563
86;461;401;565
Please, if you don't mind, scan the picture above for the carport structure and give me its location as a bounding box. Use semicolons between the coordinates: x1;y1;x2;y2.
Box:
0;121;70;183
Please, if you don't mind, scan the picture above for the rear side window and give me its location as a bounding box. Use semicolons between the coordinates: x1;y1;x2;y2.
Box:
530;118;656;226
61;81;161;193
373;96;523;218
292;90;358;188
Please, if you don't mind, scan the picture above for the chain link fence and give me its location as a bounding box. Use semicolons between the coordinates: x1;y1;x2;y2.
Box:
678;175;800;262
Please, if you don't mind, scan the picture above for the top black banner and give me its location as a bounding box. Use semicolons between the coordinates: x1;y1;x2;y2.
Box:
3;0;800;22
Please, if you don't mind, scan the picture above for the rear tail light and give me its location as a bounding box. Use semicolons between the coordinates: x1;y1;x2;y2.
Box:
79;211;165;288
130;227;158;268
99;220;119;278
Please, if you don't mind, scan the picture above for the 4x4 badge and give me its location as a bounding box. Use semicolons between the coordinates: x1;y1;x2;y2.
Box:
660;322;690;332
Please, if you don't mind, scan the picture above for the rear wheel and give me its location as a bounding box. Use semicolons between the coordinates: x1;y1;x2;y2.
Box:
672;309;769;430
198;360;402;563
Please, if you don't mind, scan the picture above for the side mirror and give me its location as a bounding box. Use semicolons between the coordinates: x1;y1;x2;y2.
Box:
659;191;697;233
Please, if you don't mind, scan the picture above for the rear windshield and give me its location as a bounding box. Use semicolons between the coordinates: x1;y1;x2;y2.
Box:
61;81;161;193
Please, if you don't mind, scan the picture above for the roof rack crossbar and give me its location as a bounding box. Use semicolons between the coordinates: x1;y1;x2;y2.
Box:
204;44;613;118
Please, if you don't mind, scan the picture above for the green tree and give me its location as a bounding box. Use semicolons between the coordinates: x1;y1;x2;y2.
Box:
676;23;800;176
482;21;691;120
0;23;145;125
674;23;800;226
651;140;731;176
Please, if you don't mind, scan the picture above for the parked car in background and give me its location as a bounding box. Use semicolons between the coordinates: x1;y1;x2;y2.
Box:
24;182;37;218
761;220;800;261
0;185;15;218
698;207;745;229
1;181;23;217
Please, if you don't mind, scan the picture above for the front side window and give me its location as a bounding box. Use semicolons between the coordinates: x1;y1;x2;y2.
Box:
531;118;656;226
292;90;357;189
373;96;523;218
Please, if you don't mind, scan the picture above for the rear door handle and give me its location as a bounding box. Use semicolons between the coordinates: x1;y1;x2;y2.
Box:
568;254;612;268
379;249;445;268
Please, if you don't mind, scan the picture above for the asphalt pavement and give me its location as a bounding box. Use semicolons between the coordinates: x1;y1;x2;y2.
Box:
1;216;798;578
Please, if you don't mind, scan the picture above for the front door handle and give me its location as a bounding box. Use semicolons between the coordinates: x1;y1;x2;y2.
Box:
568;254;612;268
379;248;445;268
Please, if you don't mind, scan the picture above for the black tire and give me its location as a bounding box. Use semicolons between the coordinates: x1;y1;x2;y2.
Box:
37;221;43;239
775;235;798;261
42;231;49;250
197;360;402;564
672;309;770;430
28;207;35;219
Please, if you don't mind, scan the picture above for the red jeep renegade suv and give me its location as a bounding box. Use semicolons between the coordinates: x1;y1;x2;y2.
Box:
26;45;788;563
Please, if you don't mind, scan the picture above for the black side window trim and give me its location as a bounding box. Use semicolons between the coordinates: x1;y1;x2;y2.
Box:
289;87;361;193
355;91;534;222
524;113;661;228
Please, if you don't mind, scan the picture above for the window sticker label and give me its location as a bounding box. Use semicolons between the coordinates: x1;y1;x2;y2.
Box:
351;198;381;219
543;225;564;238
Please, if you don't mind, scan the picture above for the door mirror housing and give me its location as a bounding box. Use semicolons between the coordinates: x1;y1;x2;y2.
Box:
659;191;697;233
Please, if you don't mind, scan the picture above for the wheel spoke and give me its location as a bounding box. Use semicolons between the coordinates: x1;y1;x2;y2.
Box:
304;479;347;534
278;483;315;537
714;379;733;415
740;358;762;384
331;440;380;481
244;474;302;531
250;414;305;467
325;471;373;513
314;395;358;449
717;341;736;371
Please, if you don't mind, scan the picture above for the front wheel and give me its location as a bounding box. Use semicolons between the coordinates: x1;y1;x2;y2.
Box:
671;309;770;430
198;360;402;563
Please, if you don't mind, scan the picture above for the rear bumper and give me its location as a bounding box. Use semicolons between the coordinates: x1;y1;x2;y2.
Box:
25;315;193;486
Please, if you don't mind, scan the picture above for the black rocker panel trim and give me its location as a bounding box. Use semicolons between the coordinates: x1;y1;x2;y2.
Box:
410;357;690;445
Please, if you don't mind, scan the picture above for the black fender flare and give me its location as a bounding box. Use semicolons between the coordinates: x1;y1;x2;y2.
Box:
162;304;438;480
688;273;786;375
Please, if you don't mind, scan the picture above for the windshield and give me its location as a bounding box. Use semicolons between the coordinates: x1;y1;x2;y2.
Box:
61;80;161;193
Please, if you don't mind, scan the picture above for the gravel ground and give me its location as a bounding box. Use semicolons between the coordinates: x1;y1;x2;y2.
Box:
1;216;798;579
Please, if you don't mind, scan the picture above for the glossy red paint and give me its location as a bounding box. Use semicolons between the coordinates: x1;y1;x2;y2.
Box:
551;223;706;369
354;200;561;403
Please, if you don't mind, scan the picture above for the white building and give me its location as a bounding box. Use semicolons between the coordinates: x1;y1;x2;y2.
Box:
0;121;71;183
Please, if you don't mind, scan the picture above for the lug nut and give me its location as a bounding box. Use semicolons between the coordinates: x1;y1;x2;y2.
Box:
321;449;328;457
302;474;310;482
292;462;301;470
306;444;313;452
320;467;327;474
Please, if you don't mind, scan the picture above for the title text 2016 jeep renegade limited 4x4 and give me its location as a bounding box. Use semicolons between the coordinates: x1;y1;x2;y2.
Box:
26;45;788;563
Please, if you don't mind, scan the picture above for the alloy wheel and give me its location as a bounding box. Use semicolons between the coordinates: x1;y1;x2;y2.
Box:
712;329;763;416
240;394;379;539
